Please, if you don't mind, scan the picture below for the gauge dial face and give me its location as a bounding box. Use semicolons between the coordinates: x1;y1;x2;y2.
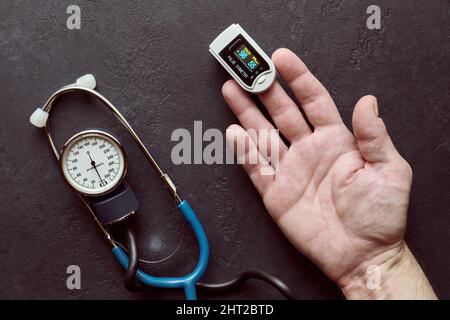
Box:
60;130;126;196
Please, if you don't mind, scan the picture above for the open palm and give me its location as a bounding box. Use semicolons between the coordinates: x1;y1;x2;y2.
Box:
223;48;412;287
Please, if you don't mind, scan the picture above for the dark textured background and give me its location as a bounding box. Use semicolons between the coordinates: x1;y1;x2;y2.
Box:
0;0;449;299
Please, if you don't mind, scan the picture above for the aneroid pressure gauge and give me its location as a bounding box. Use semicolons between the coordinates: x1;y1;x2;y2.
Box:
60;130;138;225
209;23;276;94
60;130;126;196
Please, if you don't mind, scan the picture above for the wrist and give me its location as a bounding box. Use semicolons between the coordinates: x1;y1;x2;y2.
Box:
338;241;437;300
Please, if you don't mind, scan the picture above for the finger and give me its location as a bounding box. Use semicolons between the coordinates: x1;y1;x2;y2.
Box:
222;80;288;157
258;81;312;142
272;48;343;127
226;124;275;195
352;95;401;163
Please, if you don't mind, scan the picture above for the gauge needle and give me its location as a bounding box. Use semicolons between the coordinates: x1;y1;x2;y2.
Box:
87;152;105;185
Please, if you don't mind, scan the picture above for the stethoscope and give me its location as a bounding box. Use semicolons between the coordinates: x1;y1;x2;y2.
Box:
29;74;294;300
29;74;208;300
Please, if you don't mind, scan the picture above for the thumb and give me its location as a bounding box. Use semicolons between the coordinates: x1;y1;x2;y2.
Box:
352;95;400;163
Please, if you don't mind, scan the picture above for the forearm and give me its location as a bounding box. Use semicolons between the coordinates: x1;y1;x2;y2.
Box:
339;243;437;300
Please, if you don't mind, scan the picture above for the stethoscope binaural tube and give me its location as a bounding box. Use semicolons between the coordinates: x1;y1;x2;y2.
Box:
29;74;209;300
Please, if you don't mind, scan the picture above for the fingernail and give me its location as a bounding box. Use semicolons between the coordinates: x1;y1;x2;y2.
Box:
372;97;379;116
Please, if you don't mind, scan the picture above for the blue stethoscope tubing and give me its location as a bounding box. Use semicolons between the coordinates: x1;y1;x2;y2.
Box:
113;200;209;300
30;75;209;300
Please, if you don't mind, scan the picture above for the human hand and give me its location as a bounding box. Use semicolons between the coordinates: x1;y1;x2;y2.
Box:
223;48;436;299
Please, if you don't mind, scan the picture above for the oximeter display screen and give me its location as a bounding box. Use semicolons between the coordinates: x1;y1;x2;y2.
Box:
234;44;260;72
219;35;270;87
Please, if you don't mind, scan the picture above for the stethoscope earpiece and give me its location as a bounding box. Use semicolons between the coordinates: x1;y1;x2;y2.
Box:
76;73;96;90
29;107;49;128
29;74;96;128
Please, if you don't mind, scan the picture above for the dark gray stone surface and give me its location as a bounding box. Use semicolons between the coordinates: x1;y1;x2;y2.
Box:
0;0;448;299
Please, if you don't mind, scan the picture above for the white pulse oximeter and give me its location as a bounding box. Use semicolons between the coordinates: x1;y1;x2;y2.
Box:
209;23;276;94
